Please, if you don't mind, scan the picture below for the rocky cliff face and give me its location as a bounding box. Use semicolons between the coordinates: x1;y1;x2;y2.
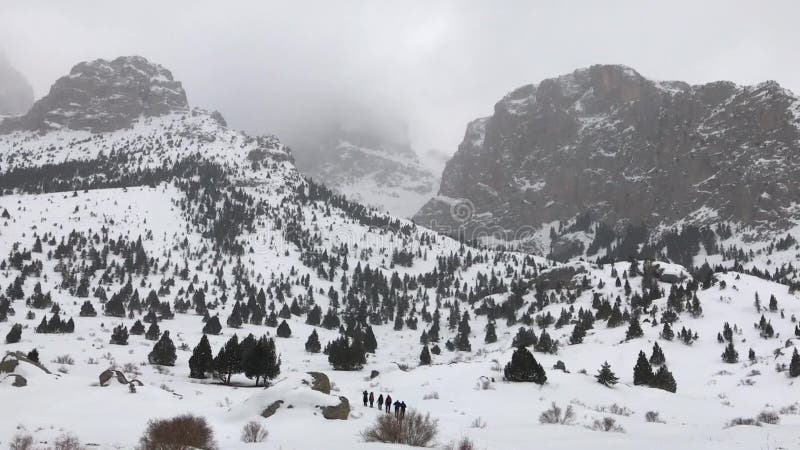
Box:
293;125;438;218
0;54;34;117
1;56;187;133
415;65;800;251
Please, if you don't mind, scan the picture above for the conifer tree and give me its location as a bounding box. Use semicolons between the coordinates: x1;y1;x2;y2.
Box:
484;321;497;344
277;320;292;338
569;322;586;345
419;344;432;365
595;361;619;387
327;335;366;370
633;350;654;386
649;342;665;366
721;342;738;364
79;300;97;317
145;322;160;341
26;348;39;363
625;315;644;340
214;334;242;384
130;319;145;335
110;325;129;345
305;329;321;353
148;330;177;366
189;335;214;379
653;365;677;392
363;326;378;353
242;335;281;386
5;323;22;344
203;315;222;335
789;348;800;378
660;322;674;341
504;346;547;384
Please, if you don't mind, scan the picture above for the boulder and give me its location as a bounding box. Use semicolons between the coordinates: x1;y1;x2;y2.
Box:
320;396;350;420
306;372;331;394
260;400;284;419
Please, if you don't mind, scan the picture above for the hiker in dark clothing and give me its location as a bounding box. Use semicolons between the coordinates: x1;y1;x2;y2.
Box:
377;394;384;410
362;390;368;407
393;400;401;417
384;395;392;413
369;391;375;407
400;401;406;418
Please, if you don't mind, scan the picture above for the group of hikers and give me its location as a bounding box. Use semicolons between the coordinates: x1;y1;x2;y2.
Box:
362;390;406;418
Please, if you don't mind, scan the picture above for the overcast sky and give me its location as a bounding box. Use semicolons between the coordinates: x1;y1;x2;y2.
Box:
2;0;798;160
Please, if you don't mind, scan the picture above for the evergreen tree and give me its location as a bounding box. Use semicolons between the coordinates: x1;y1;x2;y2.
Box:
26;348;39;363
148;330;177;366
484;321;497;344
276;320;292;338
363;326;378;353
649;342;665;366
242;335;281;386
214;334;242;384
305;329;321;353
595;361;619;387
511;327;537;348
145;321;160;341
130;319;145;335
419;344;432;365
748;348;756;362
534;329;557;354
189;335;214;379
660;322;674;341
652;365;677;393
503;347;547;384
633;350;654;386
227;303;243;328
110;325;129;345
327;335;366;370
6;323;22;344
625;315;644;340
721;342;738;364
79;300;97;317
202;315;222;335
789;348;800;378
569;322;586;345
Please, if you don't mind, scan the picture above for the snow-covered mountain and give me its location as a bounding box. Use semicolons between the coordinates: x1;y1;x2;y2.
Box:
0;54;34;117
292;125;438;218
1;57;800;450
415;65;800;262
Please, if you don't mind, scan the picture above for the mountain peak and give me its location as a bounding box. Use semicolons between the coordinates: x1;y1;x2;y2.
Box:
1;55;187;133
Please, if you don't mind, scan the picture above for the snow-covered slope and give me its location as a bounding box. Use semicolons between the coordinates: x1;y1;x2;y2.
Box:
1;57;800;450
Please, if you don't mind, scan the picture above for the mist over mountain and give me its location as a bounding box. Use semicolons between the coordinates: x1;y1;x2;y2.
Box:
0;53;34;117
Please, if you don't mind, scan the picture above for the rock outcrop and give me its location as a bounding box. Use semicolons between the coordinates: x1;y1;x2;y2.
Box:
415;65;800;249
1;55;187;133
0;54;34;116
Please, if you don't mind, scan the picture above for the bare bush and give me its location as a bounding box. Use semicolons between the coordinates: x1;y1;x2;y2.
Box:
137;414;217;450
53;354;75;365
53;433;84;450
423;391;440;400
590;417;625;433
645;411;665;423
241;421;268;443
443;437;477;450
9;434;34;450
725;417;761;428
592;403;633;417
756;410;780;425
361;410;438;447
470;417;487;429
778;403;800;415
539;403;575;425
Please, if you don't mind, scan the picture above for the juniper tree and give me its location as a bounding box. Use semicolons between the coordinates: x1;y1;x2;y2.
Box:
660;322;674;341
203;315;222;335
79;300;97;317
130;319;145;335
633;350;654;386
595;361;619;387
305;329;321;353
789;348;800;378
145;322;161;341
512;327;537;348
569;322;586;345
504;346;547;384
148;330;177;366
652;365;677;393
625;315;644;340
5;323;22;344
189;335;214;379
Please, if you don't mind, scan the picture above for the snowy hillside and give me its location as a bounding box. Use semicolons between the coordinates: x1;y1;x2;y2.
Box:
1;57;800;450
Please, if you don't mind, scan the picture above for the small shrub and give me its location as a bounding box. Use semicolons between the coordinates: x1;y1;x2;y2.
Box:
423;391;440;400
590;417;625;433
645;411;665;423
726;417;761;427
241;421;268;443
443;437;477;450
470;417;487;429
54;354;75;365
137;414;217;450
9;433;34;450
756;410;780;425
539;403;575;425
360;410;438;447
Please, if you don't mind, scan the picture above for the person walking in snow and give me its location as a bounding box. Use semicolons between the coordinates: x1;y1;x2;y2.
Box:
369;391;375;408
384;394;392;413
393;400;401;417
377;394;384;410
362;390;368;407
400;401;406;418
